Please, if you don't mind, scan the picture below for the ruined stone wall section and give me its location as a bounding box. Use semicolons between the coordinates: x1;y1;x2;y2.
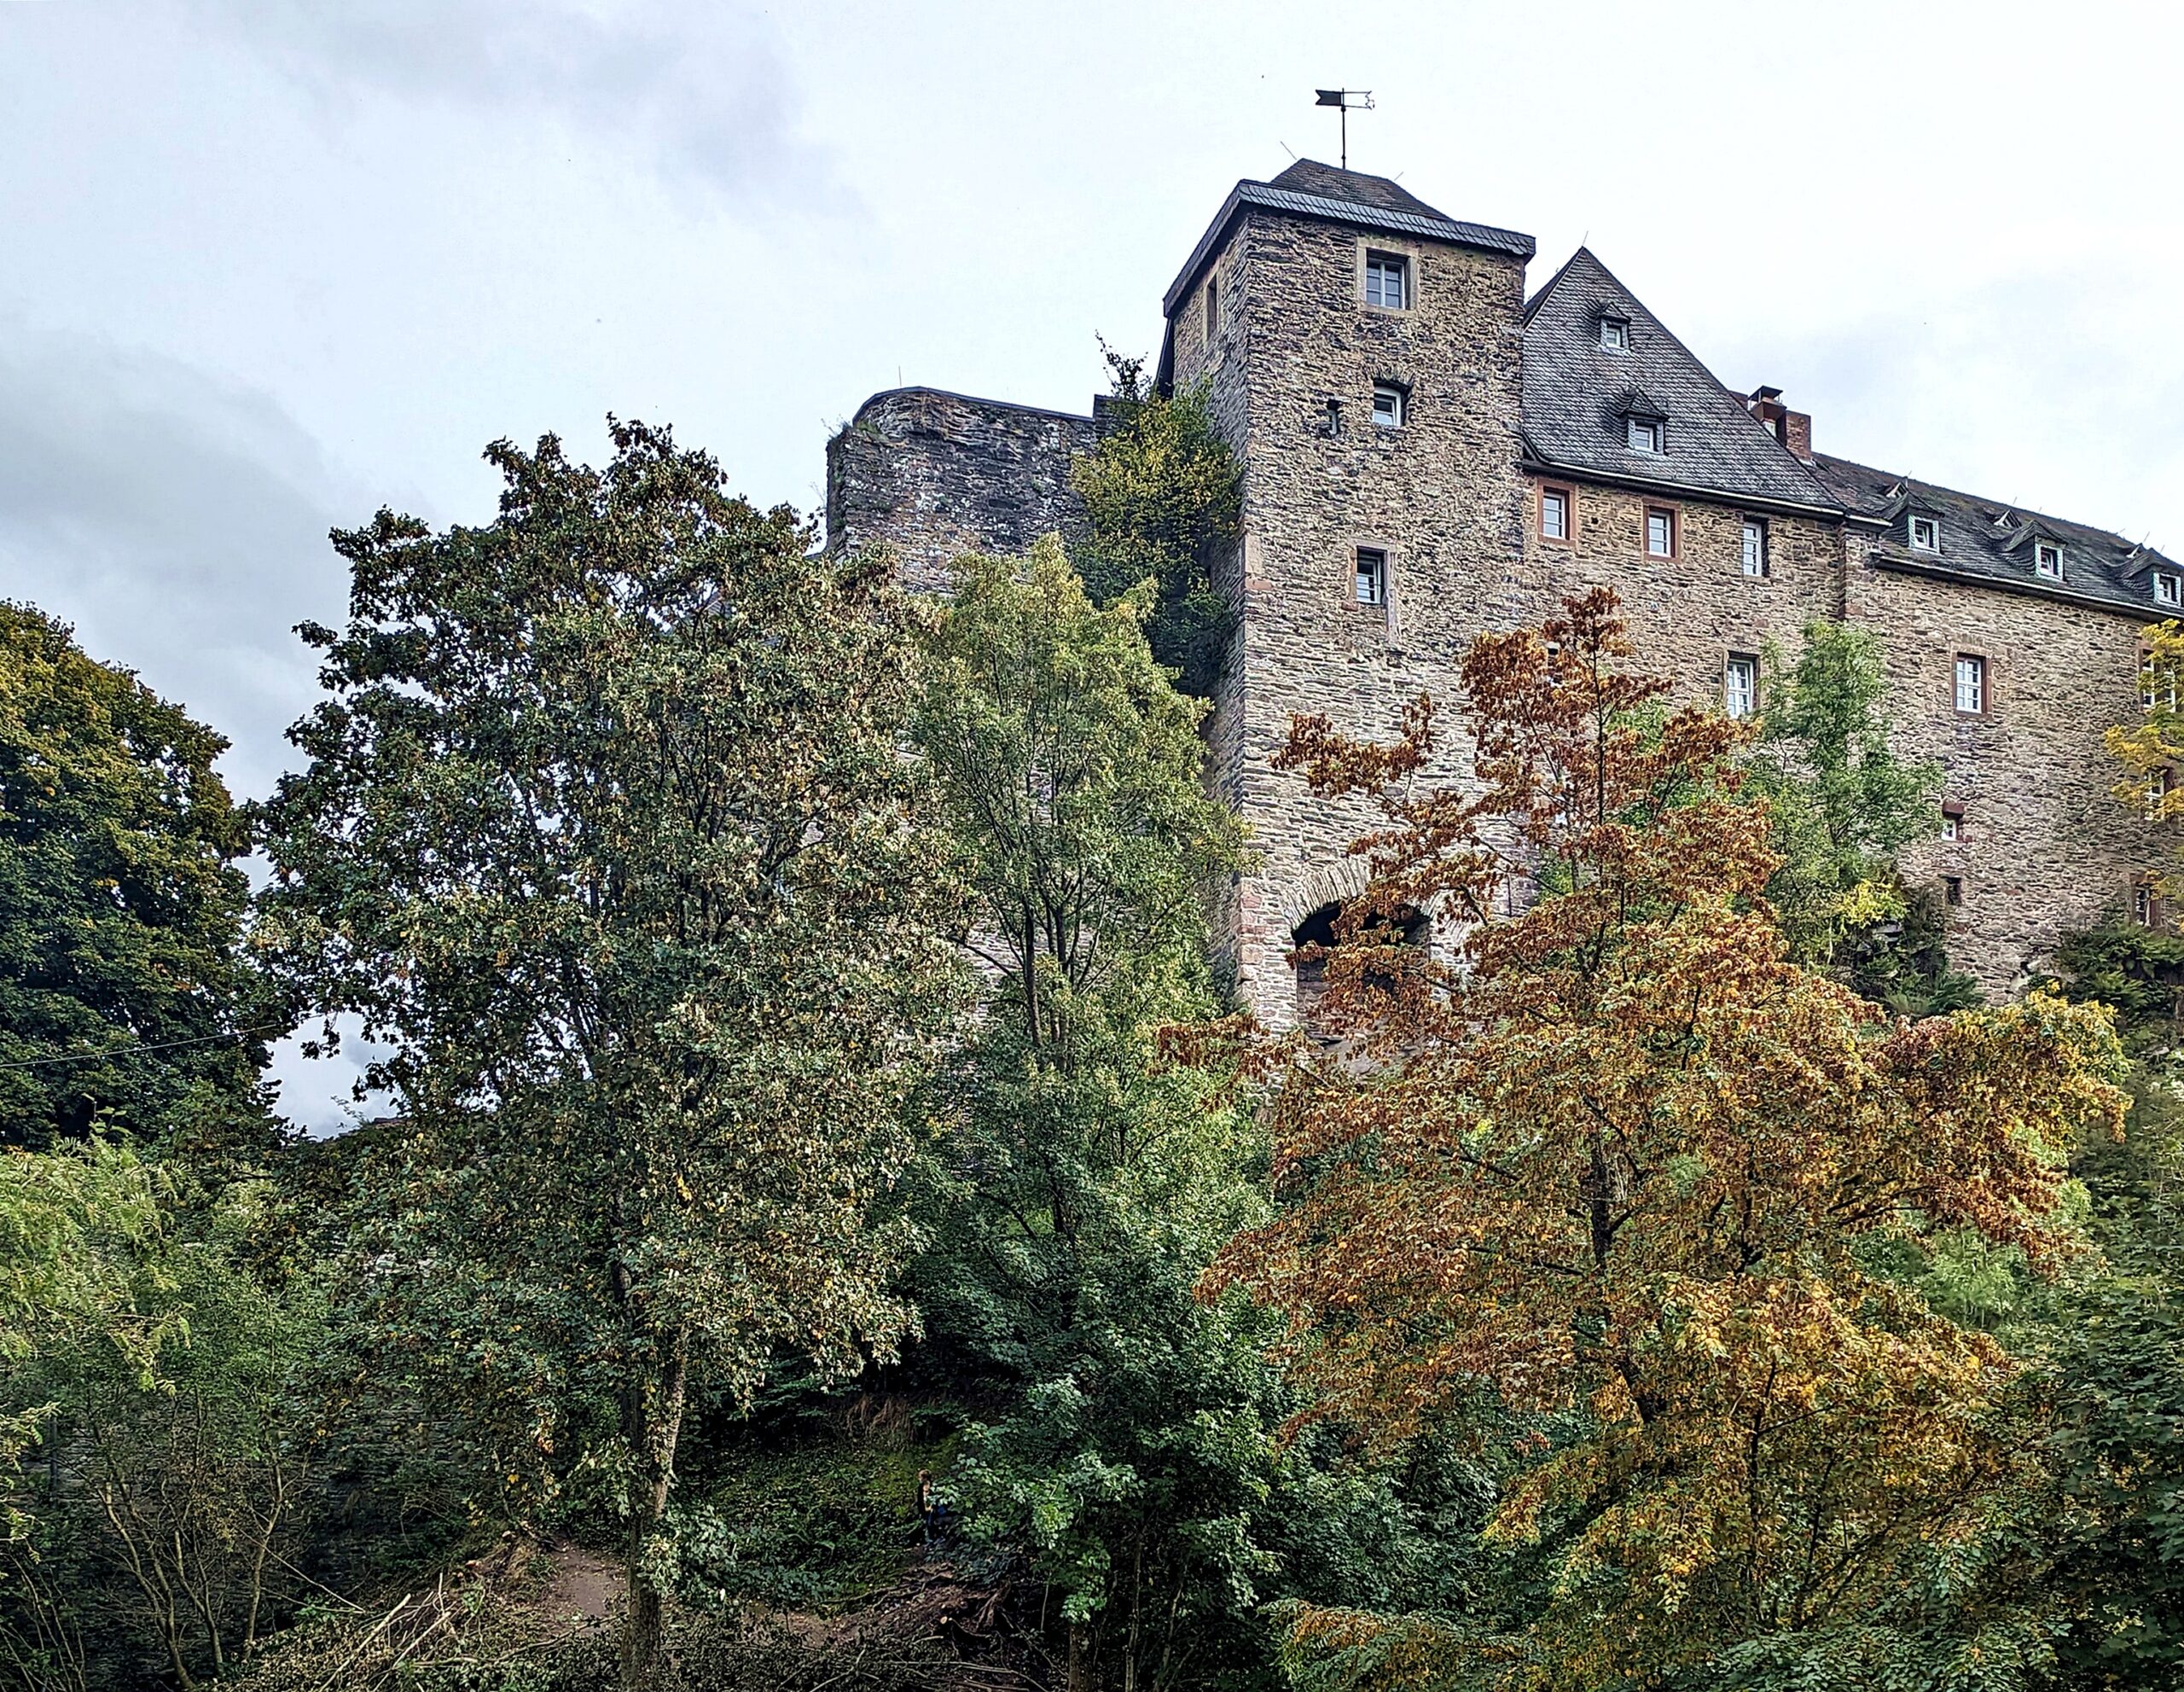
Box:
1843;545;2158;992
1170;211;1532;1030
824;388;1098;592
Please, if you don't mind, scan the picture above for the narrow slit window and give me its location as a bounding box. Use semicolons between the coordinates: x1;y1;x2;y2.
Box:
1540;486;1571;543
1741;518;1769;579
1647;507;1676;559
1954;654;1986;715
1724;654;1759;721
1363;252;1409;310
2137;882;2157;927
1944;875;1964;907
1205;277;1220;340
1355;547;1388;608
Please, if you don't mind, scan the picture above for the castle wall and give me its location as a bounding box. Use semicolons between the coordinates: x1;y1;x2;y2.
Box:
1844;549;2158;991
824;387;1095;591
1170;209;1533;1029
1525;478;1845;703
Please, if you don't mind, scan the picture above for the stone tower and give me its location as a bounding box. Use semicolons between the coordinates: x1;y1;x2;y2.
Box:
1156;160;1537;1026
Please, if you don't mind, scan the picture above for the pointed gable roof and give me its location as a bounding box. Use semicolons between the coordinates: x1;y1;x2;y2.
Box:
1521;247;1839;511
1265;159;1453;220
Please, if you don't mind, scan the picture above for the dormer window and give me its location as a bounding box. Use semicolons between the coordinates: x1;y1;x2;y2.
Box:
1909;515;1942;553
1371;382;1407;428
1600;316;1629;352
1363;252;1409;311
2156;572;2181;608
1627;416;1664;454
2035;540;2064;580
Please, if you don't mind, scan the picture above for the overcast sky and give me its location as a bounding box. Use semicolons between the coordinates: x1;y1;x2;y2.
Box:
5;0;2181;1127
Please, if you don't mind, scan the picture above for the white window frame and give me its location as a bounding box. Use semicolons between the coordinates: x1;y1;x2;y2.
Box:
1941;813;1961;842
1909;515;1942;553
1741;517;1769;579
2035;539;2064;580
1600;317;1629;351
2148;767;2172;823
1354;547;1389;608
1540;486;1570;543
1724;654;1759;721
2158;572;2182;608
2144;654;2181;713
1363;251;1409;311
2137;882;2157;927
1646;507;1676;559
1627;416;1664;454
1371;383;1406;429
1954;654;1986;716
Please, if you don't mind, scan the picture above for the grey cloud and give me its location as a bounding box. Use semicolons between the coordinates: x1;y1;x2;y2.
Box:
0;330;353;803
186;0;846;211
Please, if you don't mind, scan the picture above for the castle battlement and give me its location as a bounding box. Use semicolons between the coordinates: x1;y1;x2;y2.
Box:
828;160;2179;1023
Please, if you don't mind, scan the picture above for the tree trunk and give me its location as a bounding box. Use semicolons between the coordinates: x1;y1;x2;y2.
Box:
620;1336;690;1691
1067;1619;1093;1692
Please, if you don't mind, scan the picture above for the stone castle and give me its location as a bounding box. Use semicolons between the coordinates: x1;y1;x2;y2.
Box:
827;158;2180;1027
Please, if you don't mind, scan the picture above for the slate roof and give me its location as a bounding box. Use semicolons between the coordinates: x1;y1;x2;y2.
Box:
1161;160;1535;316
1521;247;1840;512
1812;452;2182;617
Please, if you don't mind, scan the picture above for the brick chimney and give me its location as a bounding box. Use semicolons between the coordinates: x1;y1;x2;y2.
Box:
1746;385;1814;462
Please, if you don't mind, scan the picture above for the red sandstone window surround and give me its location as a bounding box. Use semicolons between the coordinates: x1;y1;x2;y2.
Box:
1539;486;1573;544
1645;506;1677;560
1953;653;1988;716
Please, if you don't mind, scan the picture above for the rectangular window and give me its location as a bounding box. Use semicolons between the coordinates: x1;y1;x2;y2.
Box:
2148;768;2172;823
1363;252;1409;310
1944;875;1964;908
1627;416;1664;454
1647;507;1676;559
1941;813;1961;842
2146;654;2181;712
1540;486;1571;543
2158;573;2182;608
1741;518;1769;579
1371;383;1406;428
2136;882;2156;927
1205;277;1219;340
1724;654;1759;721
1600;317;1629;351
2036;539;2064;580
1954;653;1986;715
1909;515;1942;552
1355;547;1388;608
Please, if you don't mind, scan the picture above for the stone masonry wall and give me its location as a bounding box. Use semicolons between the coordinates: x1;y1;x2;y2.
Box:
1525;478;1844;708
1844;547;2159;992
1170;209;1534;1029
824;387;1097;591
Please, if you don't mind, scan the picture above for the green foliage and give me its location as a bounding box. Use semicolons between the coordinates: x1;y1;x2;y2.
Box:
0;603;278;1149
253;421;969;1683
2053;921;2184;1055
0;1159;329;1691
1069;352;1241;698
1749;619;1976;1009
910;542;1289;1684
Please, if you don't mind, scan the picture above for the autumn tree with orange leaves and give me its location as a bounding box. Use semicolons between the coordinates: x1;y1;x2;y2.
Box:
1206;590;2128;1690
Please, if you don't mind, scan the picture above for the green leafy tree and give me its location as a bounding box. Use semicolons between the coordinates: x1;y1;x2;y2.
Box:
1;1175;326;1692
1747;618;1976;1013
0;605;276;1149
909;542;1275;1690
253;422;967;1687
1069;352;1241;698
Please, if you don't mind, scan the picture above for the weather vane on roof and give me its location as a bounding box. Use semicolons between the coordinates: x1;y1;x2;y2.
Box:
1314;89;1374;171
